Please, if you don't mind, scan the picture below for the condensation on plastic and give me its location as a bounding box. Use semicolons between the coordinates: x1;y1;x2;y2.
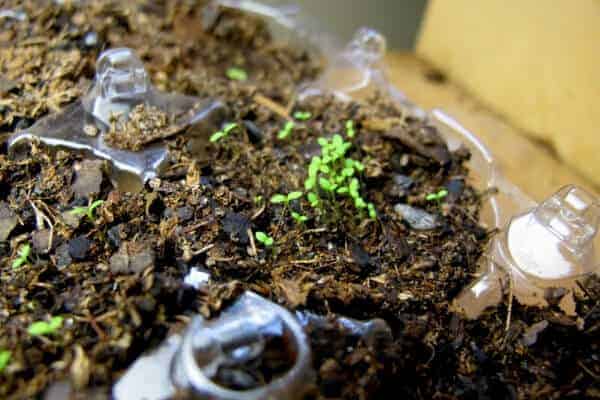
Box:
8;47;224;184
113;292;313;400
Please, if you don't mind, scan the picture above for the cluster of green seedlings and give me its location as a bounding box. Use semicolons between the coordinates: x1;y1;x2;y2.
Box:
0;316;64;372
305;133;376;219
210;115;376;249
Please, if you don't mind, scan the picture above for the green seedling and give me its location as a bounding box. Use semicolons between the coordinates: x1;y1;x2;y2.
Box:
70;199;104;222
307;192;320;207
293;111;312;121
254;195;263;204
27;315;64;337
345;120;356;138
277;121;295;139
210;122;238;143
367;202;377;219
426;189;449;202
291;211;309;224
12;243;31;269
255;231;274;247
303;133;376;219
270;191;303;206
226;67;248;81
0;350;11;373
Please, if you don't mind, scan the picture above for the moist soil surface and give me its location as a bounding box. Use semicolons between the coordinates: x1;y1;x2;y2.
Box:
1;1;599;399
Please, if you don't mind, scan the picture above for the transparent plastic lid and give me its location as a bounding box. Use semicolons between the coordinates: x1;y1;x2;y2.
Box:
113;292;313;400
9;47;225;184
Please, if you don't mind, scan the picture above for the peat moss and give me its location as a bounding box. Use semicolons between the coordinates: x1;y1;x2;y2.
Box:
0;1;598;399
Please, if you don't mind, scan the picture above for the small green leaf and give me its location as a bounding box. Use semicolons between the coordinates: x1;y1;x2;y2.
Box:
307;192;319;207
346;120;356;138
332;134;343;148
70;207;88;216
317;137;328;147
287;191;303;201
223;122;238;134
277;121;295;139
355;197;367;209
426;189;449;202
342;167;354;177
337;186;349;195
226;67;248;81
209;130;226;143
367;203;376;219
319;164;330;174
304;177;316;191
353;160;364;172
291;211;308;223
255;231;268;242
254;195;263;204
88;200;104;220
28;316;63;337
293;111;312;121
319;177;335;192
270;194;287;204
255;231;273;247
0;350;11;373
12;244;31;269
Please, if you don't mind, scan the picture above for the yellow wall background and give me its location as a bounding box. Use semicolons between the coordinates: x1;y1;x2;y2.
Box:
417;0;600;187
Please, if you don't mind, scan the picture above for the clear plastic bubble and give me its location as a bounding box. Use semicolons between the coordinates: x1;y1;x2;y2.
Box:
456;185;600;317
114;292;313;400
9;48;225;187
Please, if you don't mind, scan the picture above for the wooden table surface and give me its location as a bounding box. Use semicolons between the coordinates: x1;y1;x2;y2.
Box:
385;52;597;202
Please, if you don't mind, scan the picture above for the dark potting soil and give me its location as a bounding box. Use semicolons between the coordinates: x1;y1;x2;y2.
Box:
0;1;598;399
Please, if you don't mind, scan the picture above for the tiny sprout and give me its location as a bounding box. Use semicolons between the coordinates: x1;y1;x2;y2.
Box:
291;211;309;224
426;189;449;202
254;195;263;204
70;199;104;222
270;191;302;205
293;111;312;121
307;192;320;207
319;177;336;192
12;243;31;269
367;202;377;219
255;231;274;247
226;67;248;81
345;120;356;138
0;350;10;373
277;121;295;139
210;122;238;143
27;315;64;337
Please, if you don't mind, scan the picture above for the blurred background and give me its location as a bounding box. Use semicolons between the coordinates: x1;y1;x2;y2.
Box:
288;0;427;49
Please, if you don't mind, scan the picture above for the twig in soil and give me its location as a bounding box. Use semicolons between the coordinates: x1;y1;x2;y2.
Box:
183;218;213;233
191;244;215;256
247;227;257;256
251;203;266;220
29;200;54;252
73;312;107;341
301;227;327;235
505;275;514;332
577;360;600;381
502;275;515;351
254;93;291;120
